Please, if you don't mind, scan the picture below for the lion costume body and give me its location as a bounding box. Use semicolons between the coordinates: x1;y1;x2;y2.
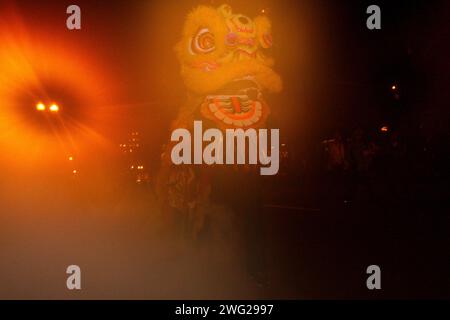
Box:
158;4;282;241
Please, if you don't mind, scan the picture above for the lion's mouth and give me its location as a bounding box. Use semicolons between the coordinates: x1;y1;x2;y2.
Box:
201;77;267;127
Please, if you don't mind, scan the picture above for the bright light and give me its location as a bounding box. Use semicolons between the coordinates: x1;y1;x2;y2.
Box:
36;103;46;111
0;27;118;163
380;126;389;133
72;169;77;174
391;85;397;90
69;156;74;161
49;104;59;112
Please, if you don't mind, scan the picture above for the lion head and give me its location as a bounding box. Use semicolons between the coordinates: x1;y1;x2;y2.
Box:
175;4;282;129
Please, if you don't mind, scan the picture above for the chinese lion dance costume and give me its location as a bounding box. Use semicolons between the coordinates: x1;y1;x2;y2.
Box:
158;4;282;242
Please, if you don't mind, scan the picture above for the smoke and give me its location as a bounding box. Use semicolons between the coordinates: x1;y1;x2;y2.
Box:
0;157;265;299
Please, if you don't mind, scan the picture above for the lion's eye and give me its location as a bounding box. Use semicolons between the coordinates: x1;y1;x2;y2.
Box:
191;28;215;54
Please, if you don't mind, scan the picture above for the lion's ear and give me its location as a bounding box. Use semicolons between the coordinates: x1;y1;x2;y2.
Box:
217;4;233;18
254;15;273;49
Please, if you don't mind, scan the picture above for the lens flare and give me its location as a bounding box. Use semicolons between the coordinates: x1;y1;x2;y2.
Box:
36;102;46;111
49;104;59;112
0;8;120;167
